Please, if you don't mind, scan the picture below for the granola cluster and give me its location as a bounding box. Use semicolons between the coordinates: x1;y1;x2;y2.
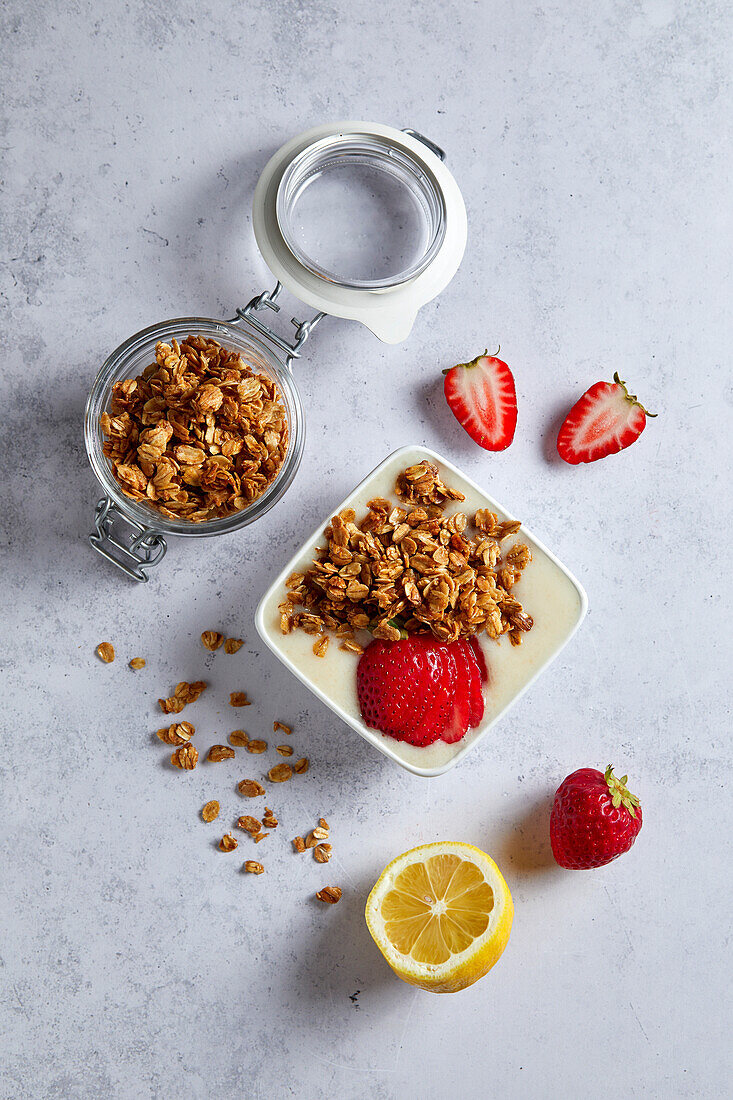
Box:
279;461;534;648
101;335;288;522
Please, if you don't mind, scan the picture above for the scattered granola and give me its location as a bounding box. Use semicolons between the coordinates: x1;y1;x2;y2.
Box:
229;691;250;707
279;463;533;645
246;739;267;754
313;634;329;658
170;744;198;770
100;335;289;522
316;886;342;904
146;665;329;891
238;779;265;797
156;721;195;745
207;744;235;762
201;630;224;651
96;642;115;663
129;657;146;670
268;763;292;783
223;638;244;654
159;680;207;714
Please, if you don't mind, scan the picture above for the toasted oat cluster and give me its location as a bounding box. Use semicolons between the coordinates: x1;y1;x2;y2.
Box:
101;335;288;522
279;461;534;646
394;461;466;508
159;680;207;714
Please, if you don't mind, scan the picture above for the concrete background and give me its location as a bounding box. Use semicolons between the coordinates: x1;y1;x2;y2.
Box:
1;1;731;1097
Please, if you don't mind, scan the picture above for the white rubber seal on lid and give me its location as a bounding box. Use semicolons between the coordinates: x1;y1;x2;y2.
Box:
252;121;467;344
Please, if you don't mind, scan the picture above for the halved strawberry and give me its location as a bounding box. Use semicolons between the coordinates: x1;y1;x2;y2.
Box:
443;350;517;451
456;638;485;726
557;373;657;465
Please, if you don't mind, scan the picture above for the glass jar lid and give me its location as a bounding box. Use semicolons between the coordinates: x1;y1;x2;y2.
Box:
252;122;467;343
276;134;447;290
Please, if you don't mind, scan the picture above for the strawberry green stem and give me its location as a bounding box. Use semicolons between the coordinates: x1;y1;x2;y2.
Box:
604;765;641;817
612;373;658;417
442;347;501;375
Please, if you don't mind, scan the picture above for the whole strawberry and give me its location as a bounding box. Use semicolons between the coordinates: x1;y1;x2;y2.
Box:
550;765;642;869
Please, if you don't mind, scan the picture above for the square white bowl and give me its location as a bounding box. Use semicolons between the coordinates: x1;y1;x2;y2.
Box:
255;445;587;777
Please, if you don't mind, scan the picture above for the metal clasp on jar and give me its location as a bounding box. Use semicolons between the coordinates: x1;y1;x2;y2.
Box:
89;497;167;582
234;281;325;366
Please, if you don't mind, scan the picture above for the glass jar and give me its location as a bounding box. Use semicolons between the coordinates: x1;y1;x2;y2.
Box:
85;316;306;579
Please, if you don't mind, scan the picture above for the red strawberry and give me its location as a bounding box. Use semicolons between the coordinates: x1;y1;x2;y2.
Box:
467;634;488;683
456;638;484;727
550;765;643;869
443;350;517;451
440;645;471;743
557;373;656;465
414;637;456;741
356;637;453;747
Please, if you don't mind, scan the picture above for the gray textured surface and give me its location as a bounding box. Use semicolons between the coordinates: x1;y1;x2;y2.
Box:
1;1;731;1097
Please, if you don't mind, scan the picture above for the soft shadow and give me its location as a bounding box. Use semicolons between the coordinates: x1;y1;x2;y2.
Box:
542;400;573;466
417;374;481;465
164;145;278;313
498;789;560;874
288;870;397;1005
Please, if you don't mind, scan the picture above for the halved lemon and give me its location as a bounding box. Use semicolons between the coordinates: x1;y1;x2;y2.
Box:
365;841;513;994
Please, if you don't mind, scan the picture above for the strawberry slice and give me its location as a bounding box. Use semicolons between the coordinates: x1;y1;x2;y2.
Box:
443;350;517;451
356;636;453;747
557;373;657;465
440;645;471;744
456;639;485;727
417;639;457;742
467;634;488;683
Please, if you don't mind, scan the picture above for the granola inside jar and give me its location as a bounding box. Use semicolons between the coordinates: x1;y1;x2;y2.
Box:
85;317;305;539
100;334;289;523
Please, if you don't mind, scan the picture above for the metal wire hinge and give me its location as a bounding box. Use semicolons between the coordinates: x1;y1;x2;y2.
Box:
89;498;167;582
401;128;446;163
235;282;325;364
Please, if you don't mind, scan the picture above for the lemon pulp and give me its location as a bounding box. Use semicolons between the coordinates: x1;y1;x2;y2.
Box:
381;853;494;963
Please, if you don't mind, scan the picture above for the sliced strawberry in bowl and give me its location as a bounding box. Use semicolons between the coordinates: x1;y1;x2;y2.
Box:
557;373;657;465
467;634;488;683
456;638;485;727
356;636;454;747
412;637;456;743
443;350;517;451
440;644;472;743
